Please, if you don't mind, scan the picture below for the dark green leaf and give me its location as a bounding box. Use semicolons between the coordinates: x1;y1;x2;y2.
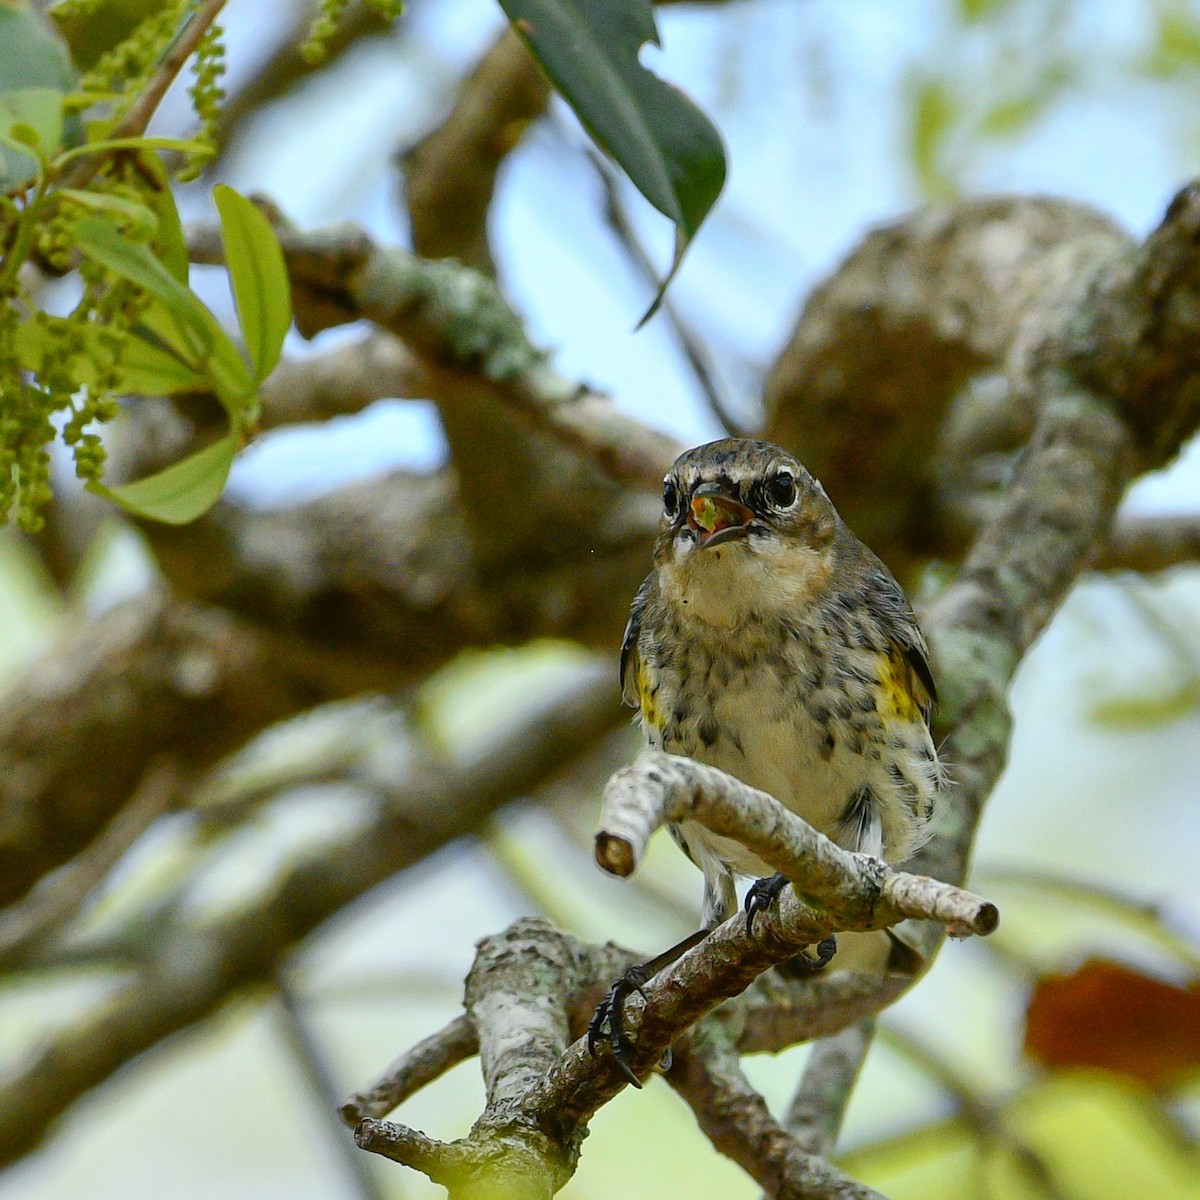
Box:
89;432;239;524
498;0;725;320
213;185;292;383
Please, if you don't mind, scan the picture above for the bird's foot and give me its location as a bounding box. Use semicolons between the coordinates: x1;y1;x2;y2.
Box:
587;928;709;1088
587;964;650;1088
776;934;838;977
744;872;790;936
745;874;837;971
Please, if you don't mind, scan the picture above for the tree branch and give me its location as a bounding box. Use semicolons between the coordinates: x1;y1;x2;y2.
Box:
670;1033;886;1200
0;758;182;966
402;28;549;274
0;662;624;1168
0;591;352;909
185;221;684;490
780;1020;877;1160
346;182;1200;1197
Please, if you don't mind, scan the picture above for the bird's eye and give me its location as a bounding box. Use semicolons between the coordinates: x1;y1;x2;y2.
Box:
662;478;680;518
767;470;797;508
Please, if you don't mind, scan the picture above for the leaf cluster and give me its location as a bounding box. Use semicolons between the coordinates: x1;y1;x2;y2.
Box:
0;4;290;528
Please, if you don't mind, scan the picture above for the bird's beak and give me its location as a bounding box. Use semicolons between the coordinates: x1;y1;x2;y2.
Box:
688;483;754;547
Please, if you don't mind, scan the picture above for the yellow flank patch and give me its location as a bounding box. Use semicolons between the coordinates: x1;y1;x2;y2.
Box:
879;647;922;722
636;660;662;727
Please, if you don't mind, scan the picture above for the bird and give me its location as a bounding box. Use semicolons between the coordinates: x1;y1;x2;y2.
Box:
589;437;943;1081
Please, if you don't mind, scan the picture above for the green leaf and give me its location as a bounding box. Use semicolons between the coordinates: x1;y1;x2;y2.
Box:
0;86;64;184
138;152;189;283
213;185;292;383
0;3;75;187
498;0;725;322
57;135;215;163
73;215;254;408
115;329;209;395
89;432;239;524
910;78;960;201
58;187;158;235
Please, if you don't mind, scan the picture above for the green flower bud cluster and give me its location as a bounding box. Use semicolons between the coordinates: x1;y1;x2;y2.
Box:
365;1;404;22
179;23;226;183
80;2;184;107
0;150;163;527
301;0;403;63
300;0;351;64
0;307;59;533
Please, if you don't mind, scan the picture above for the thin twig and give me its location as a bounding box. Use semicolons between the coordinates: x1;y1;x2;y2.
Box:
596;752;999;939
671;1033;887;1200
275;977;395;1200
118;0;229;143
341;1014;479;1124
585;146;756;437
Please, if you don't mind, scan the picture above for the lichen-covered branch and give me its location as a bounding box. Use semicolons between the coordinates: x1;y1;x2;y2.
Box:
350;766;995;1198
596;752;997;939
185;221;684;491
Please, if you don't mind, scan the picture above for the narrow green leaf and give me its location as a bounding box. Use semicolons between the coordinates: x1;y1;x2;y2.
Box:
74;215;209;338
58;187;158;235
137;152;189;283
115;329;209;395
73;216;254;407
909;78;959;201
89;433;238;524
57;135;214;163
498;0;725;320
213;185;292;382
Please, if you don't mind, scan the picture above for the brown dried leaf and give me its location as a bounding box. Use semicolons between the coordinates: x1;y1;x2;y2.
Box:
1024;958;1200;1090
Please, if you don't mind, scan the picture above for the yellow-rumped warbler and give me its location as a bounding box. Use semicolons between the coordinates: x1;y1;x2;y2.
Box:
623;438;942;937
591;439;943;1079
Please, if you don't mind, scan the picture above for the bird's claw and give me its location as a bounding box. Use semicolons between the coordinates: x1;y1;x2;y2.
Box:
744;872;790;936
745;875;838;973
587;964;650;1088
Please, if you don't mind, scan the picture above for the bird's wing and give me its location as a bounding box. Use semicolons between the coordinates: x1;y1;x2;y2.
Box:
894;627;937;722
619;575;654;708
865;566;938;722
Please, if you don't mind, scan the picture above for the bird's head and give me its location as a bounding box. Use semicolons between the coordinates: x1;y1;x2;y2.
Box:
654;439;841;626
